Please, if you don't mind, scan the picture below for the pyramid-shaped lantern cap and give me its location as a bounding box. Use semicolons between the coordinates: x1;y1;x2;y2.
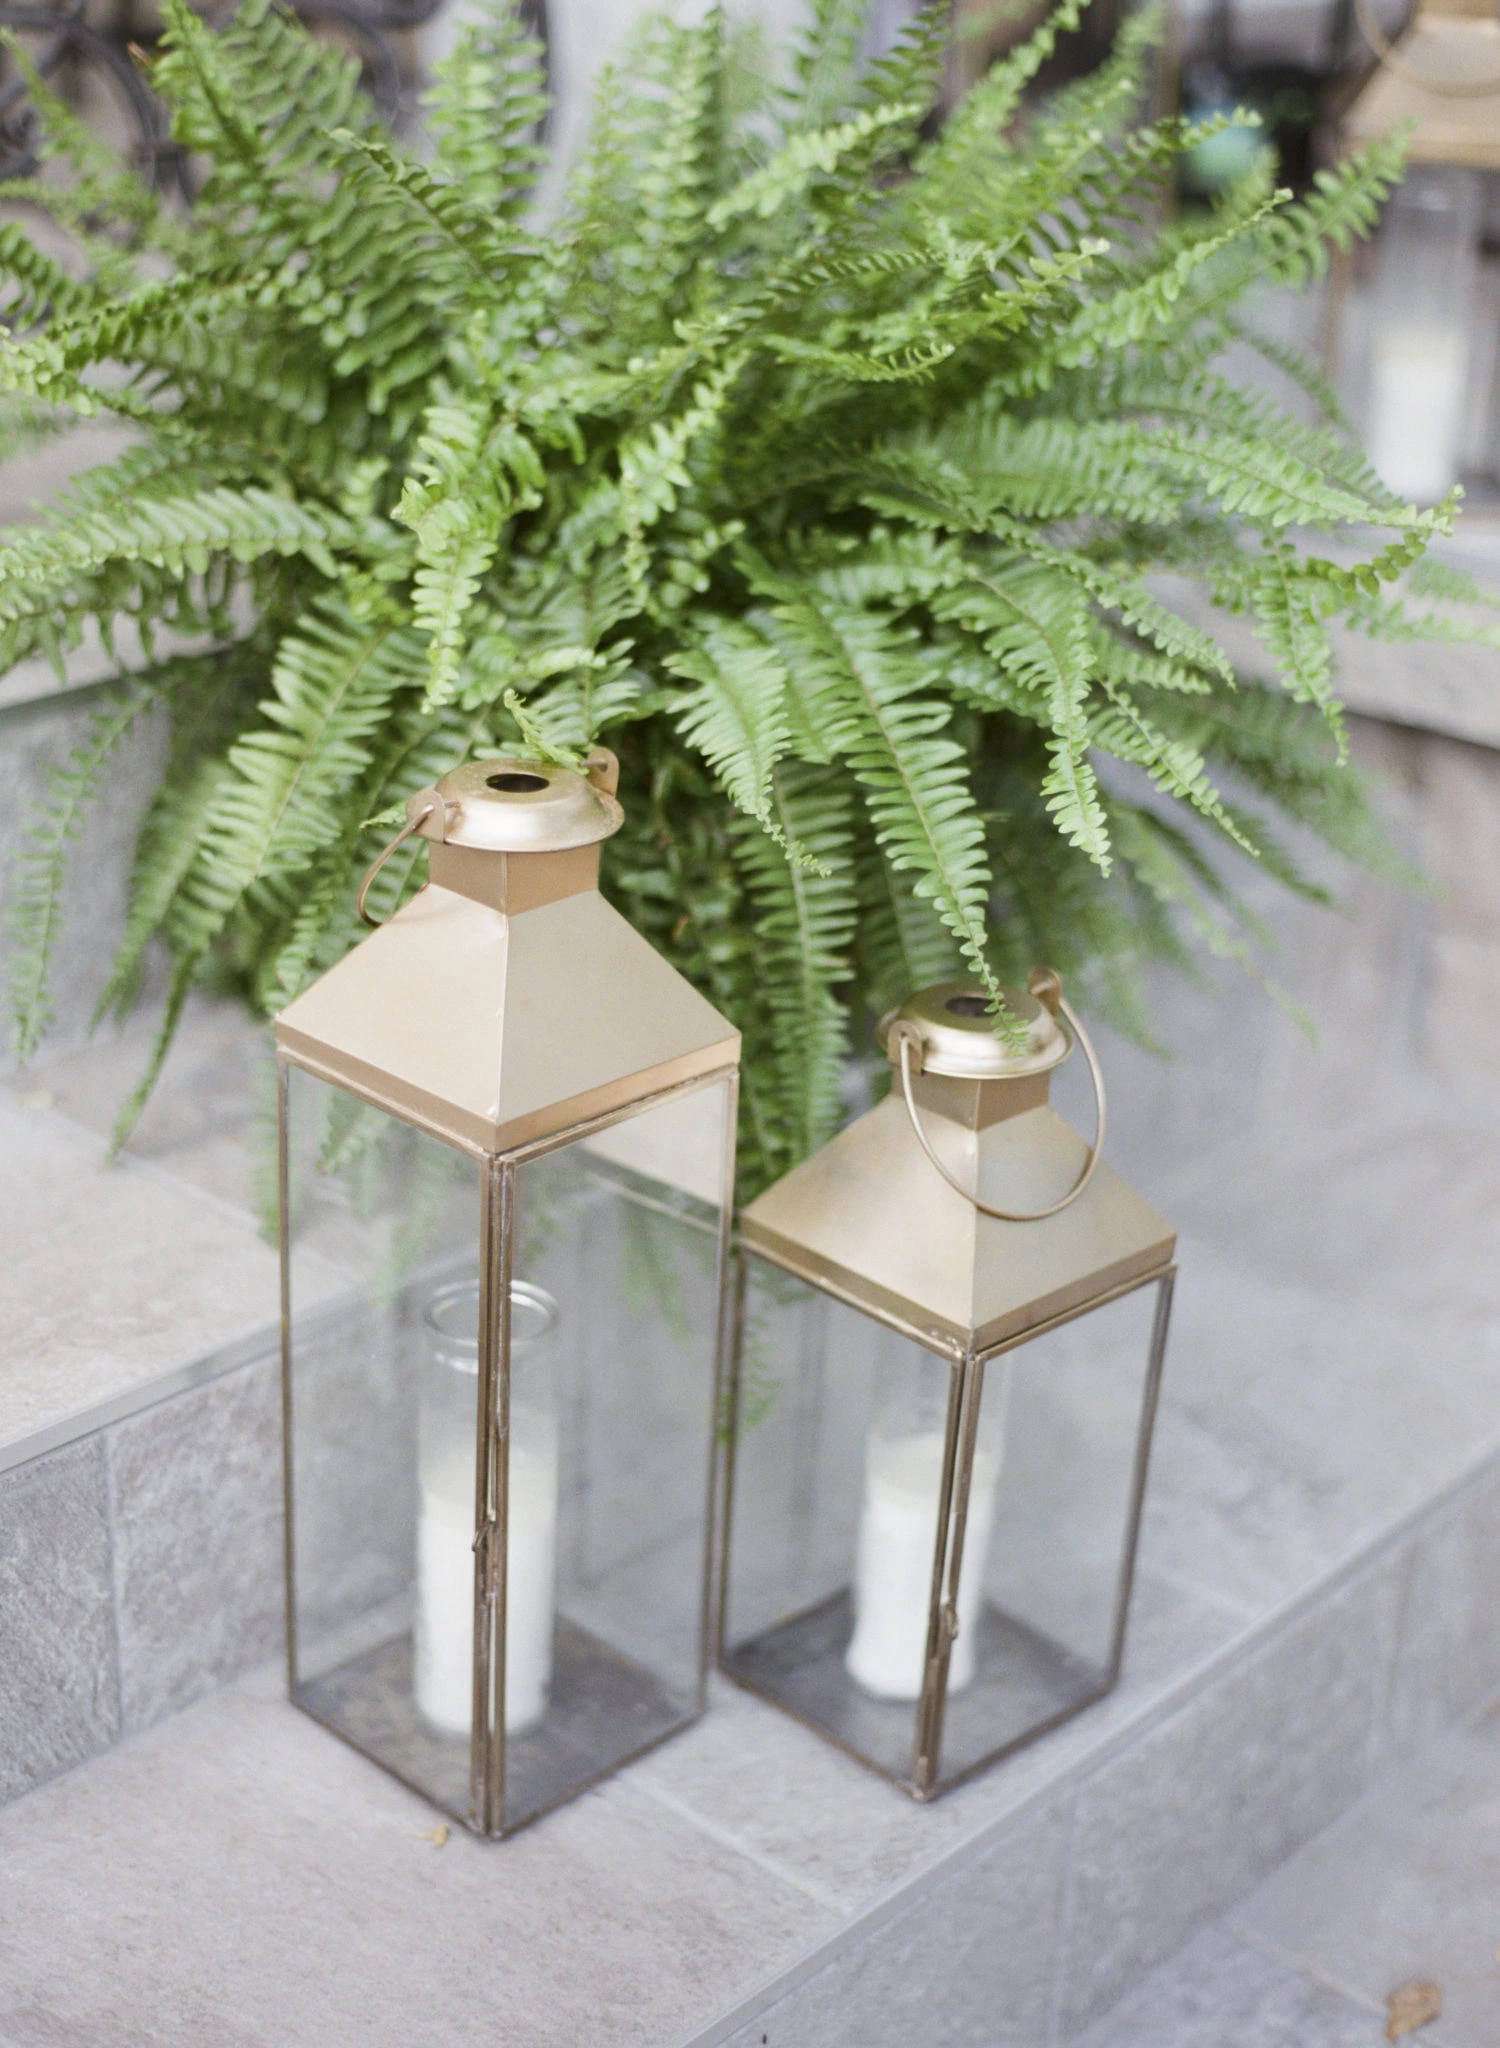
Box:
275;751;740;1157
741;979;1174;1358
1344;0;1500;170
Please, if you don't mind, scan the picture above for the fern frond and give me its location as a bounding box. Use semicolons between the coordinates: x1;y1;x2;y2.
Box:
0;0;1468;1194
732;764;857;1160
425;0;549;219
669;618;792;832
773;594;1000;988
191;608;421;942
4;684;156;1059
786;0;866;130
708;100;922;228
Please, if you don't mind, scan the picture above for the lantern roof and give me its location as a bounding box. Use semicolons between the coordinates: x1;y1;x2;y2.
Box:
275;758;739;1157
742;1084;1174;1358
1344;0;1500;169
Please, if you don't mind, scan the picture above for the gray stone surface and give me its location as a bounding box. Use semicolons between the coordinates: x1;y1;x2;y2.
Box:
637;1569;1249;1933
1090;1689;1500;2048
1376;1464;1500;1769
0;1675;833;2048
23;990;274;1217
1236;1718;1500;2048
0;1438;118;1803
0;1090;284;1454
1075;1926;1383;2048
107;1359;286;1732
714;1798;1074;2048
1053;1567;1397;2037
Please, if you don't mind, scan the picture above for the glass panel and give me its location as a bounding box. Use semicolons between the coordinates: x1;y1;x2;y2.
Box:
282;1064;480;1824
721;1257;952;1781
721;1260;1165;1791
935;1277;1165;1789
502;1078;731;1832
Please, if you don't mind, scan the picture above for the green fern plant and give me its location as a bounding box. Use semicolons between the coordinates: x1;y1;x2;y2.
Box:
0;0;1475;1193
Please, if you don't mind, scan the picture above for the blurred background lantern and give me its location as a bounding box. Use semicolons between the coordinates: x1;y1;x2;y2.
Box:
274;750;739;1838
1339;0;1500;506
718;975;1175;1800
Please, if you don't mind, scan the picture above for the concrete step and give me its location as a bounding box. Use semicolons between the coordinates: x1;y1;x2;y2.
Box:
3;920;1500;2042
1079;1697;1500;2048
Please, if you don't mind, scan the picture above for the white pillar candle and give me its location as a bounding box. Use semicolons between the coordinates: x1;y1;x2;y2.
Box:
415;1424;558;1736
1367;322;1470;505
845;1431;999;1702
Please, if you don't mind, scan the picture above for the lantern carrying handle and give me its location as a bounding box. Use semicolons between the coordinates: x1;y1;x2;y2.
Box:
890;974;1107;1223
356;797;444;927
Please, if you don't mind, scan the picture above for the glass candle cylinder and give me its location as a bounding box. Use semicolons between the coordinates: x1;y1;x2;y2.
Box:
416;1280;560;1735
1367;166;1482;504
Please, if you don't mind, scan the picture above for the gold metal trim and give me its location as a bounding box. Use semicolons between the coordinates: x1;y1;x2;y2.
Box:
739;1223;1175;1362
472;1156;512;1837
274;1036;739;1164
277;1060;299;1692
699;1074;741;1699
1102;1268;1175;1684
913;1354;967;1792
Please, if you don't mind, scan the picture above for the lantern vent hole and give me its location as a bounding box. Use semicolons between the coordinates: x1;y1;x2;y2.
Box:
486;771;549;793
945;995;991;1018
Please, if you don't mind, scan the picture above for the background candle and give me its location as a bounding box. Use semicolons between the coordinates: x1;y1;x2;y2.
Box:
845;1432;1000;1702
1367;324;1470;507
1364;167;1481;507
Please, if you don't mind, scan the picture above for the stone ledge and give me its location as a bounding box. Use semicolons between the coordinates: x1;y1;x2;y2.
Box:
2;1363;1499;2046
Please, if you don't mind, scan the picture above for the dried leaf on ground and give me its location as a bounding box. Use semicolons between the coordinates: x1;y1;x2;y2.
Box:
1385;1979;1442;2041
421;1825;449;1849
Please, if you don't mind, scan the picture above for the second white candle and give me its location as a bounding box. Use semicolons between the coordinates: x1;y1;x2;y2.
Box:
845;1431;1000;1702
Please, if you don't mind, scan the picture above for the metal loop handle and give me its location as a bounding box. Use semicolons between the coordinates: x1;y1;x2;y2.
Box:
356;799;441;927
1353;0;1500;99
892;997;1107;1223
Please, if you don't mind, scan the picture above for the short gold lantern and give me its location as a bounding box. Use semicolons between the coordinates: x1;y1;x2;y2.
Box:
275;750;739;1837
718;974;1174;1798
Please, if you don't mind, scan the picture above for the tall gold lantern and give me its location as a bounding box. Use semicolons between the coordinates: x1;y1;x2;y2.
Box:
275;751;739;1838
719;974;1174;1799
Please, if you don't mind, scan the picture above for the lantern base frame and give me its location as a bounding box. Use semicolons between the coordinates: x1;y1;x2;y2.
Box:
292;1618;701;1840
720;1587;1108;1801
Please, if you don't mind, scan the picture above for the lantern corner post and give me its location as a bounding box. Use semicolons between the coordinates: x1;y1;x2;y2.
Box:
276;1055;300;1695
1103;1264;1177;1689
705;1072;743;1691
473;1152;514;1839
912;1347;987;1798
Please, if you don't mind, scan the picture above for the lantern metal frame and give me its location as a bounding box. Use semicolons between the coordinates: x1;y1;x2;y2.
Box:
273;750;740;1839
718;1249;1174;1798
715;976;1176;1801
278;1057;739;1839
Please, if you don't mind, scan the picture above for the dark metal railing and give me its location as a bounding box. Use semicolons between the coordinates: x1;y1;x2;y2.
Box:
0;0;550;197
